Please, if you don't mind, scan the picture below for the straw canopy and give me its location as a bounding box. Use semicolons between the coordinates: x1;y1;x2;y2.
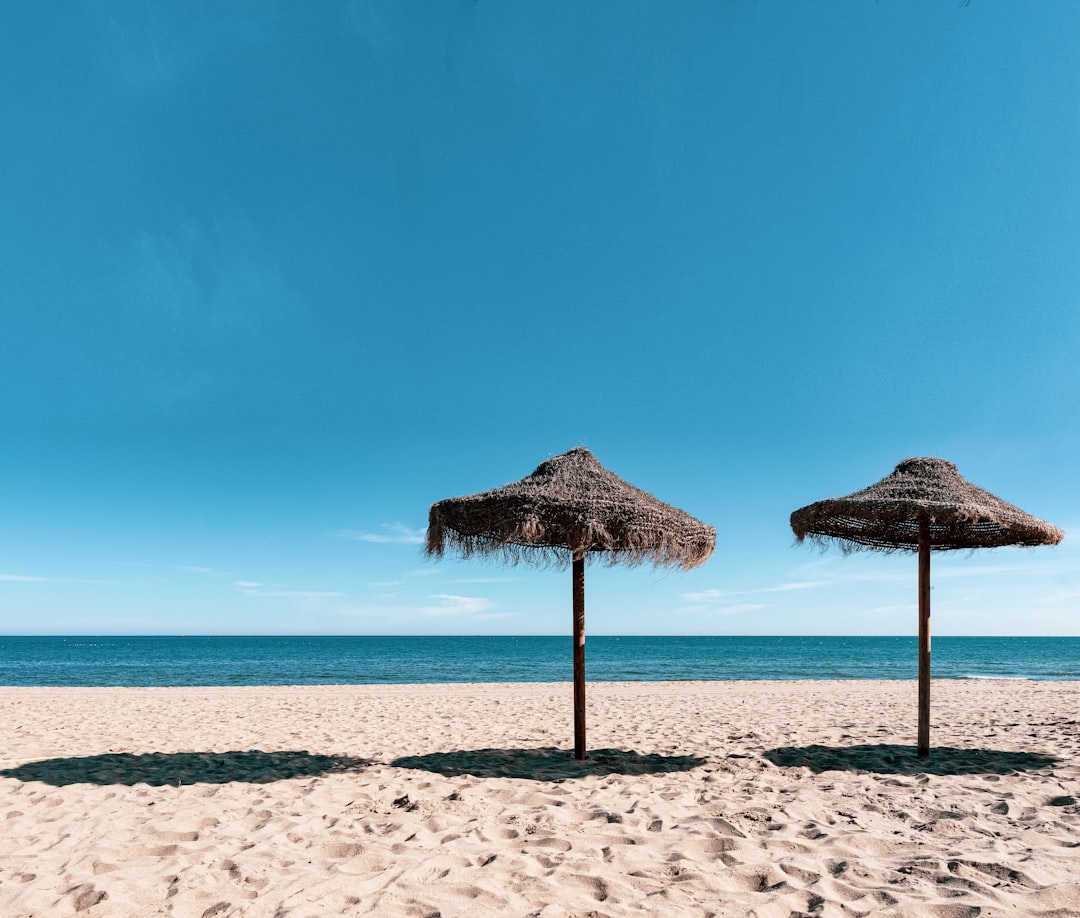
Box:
427;447;716;570
790;457;1064;554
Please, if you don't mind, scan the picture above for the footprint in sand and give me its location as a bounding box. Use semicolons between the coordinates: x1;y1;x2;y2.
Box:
928;905;983;918
124;844;183;858
561;874;609;902
319;842;365;858
153;829;200;842
70;884;107;912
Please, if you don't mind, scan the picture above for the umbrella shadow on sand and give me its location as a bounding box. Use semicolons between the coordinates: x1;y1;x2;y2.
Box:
0;750;371;787
763;743;1059;776
391;746;707;781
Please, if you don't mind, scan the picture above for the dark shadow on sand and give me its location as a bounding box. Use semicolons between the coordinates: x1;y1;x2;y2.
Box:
0;750;371;787
391;746;707;780
764;744;1059;776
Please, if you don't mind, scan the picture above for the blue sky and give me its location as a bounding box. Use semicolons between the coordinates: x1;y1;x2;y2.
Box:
2;2;1078;637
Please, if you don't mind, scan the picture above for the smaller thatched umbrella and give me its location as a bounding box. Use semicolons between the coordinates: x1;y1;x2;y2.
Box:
427;447;716;760
791;457;1063;756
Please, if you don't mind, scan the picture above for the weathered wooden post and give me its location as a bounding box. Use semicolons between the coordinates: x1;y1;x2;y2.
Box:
917;516;931;757
573;552;586;760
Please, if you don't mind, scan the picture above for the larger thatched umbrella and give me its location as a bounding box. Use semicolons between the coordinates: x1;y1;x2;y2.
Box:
790;457;1063;757
427;447;716;760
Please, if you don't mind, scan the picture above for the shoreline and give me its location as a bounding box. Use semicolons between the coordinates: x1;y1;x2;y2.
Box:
4;675;1079;690
3;680;1079;915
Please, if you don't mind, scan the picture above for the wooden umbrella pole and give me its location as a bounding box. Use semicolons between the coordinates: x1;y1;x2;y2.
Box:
572;552;587;760
917;516;931;757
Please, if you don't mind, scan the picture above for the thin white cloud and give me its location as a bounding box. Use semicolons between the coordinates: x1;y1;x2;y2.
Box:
681;580;826;603
761;580;830;592
681;588;728;603
677;601;766;618
0;573;126;586
931;556;1072;579
677;589;766;617
866;604;916;617
333;594;504;623
455;576;518;585
113;561;232;578
825;568;912;586
1033;588;1080;605
337;523;426;545
420;594;494;617
233;580;344;601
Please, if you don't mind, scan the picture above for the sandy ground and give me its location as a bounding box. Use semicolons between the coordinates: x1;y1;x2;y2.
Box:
1;680;1078;917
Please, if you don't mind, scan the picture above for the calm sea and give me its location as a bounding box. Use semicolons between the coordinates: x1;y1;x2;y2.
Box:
1;636;1078;687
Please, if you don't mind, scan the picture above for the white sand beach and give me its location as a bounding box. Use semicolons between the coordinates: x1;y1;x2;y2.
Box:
2;680;1079;917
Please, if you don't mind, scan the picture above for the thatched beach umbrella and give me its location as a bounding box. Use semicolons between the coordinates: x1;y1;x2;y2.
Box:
790;457;1063;757
427;447;716;760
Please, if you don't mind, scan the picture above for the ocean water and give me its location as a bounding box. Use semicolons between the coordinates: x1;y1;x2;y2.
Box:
1;635;1079;687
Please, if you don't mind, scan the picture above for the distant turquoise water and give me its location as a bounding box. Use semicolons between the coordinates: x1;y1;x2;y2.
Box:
1;636;1078;687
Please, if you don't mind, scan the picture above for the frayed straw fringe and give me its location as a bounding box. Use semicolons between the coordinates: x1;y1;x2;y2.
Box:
790;457;1063;552
427;448;715;570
